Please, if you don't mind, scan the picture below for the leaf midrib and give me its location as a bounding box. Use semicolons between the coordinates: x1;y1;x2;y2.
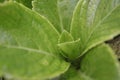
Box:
2;45;53;56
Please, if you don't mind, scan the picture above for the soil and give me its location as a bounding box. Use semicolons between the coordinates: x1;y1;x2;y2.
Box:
106;35;120;61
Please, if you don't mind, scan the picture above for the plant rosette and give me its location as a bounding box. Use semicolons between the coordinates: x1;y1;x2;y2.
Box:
0;0;120;80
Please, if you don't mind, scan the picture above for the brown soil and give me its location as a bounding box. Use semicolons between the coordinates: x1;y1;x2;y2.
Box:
106;35;120;61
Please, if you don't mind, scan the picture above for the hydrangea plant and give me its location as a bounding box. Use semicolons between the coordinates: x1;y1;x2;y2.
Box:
0;0;120;80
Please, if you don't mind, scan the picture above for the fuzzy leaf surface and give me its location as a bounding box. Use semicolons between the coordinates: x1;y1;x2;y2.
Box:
0;2;69;80
71;0;120;56
32;0;79;32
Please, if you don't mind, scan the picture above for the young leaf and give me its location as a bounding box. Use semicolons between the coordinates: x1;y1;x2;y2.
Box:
71;0;120;56
58;30;80;60
0;2;70;79
61;44;120;80
32;0;79;32
58;30;73;43
58;39;80;60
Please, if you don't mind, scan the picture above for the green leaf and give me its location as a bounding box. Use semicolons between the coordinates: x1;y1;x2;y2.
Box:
12;0;32;8
61;44;120;80
80;44;120;80
58;0;79;31
32;0;63;33
0;1;60;56
0;47;69;80
71;0;120;56
58;39;80;60
32;0;79;32
0;2;70;79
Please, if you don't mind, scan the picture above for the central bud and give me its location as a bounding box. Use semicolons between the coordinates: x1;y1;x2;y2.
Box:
58;30;81;60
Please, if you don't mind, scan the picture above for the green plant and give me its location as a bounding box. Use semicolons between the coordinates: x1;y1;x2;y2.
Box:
0;0;120;80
